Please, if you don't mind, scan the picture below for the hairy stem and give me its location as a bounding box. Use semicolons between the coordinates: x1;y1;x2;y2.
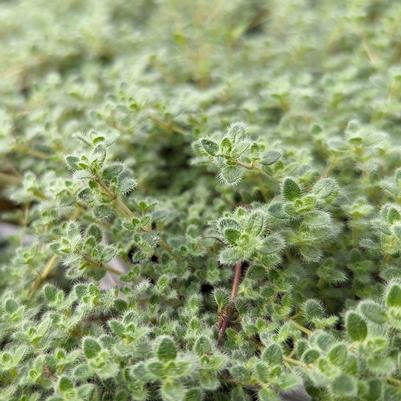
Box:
28;255;59;297
95;174;179;260
218;260;242;344
289;318;313;336
82;255;123;276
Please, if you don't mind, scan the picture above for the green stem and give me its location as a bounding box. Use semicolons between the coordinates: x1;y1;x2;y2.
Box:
94;174;179;260
289;318;313;336
284;356;311;369
28;255;59;297
82;255;122;276
28;208;81;297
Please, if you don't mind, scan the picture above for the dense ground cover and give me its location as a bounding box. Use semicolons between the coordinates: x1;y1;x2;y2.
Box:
2;0;401;400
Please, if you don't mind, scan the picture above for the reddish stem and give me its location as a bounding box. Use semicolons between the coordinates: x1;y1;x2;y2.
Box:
230;260;242;300
218;261;242;344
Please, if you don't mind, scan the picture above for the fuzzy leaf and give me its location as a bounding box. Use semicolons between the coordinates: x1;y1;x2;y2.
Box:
258;388;280;401
200;139;219;156
386;281;401;308
245;210;266;236
5;298;19;314
328;343;348;366
194;336;213;355
259;234;285;255
312;178;338;199
65;155;80;170
282;178;302;201
261;343;282;365
199;369;220;390
102;163;124;180
359;301;387;324
303;299;325;320
157;336;177;362
85;224;103;242
58;376;74;393
260;150;281;166
219;166;243;185
223;228;241;244
387;207;401;224
346;312;367;342
302;349;320;364
162;380;186;401
83;337;101;359
184;388;202;401
331;374;357;397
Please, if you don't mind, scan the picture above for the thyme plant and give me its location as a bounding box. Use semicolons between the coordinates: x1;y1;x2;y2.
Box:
1;0;401;400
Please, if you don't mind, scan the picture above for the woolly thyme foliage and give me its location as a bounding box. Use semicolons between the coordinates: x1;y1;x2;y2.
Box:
3;1;401;401
194;122;282;186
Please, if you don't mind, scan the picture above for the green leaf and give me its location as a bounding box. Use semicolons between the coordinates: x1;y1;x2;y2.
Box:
102;163;124;180
220;137;232;154
330;374;357;397
200;139;219;156
223;228;241;244
85;224;103;242
218;166;243;186
312;178;338;199
254;362;269;382
218;217;241;233
83;337;101;359
314;332;336;351
328;343;348;366
218;247;242;265
65;155;80;170
302;348;320;364
161;380;186;401
366;379;382;401
259;234;285;255
258;388;280;401
282;177;302;201
157;336;177;362
58;376;74;393
184;388;202;401
92;134;105;144
278;372;301;391
77;188;92;202
359;301;387;324
386;281;401;308
366;355;395;375
147;360;165;379
169;359;193;377
5;298;19;314
303;299;325;320
346;312;367;342
268;202;288;219
245;210;266;236
261;343;282;365
387;207;401;224
194;336;213;355
199;369;220;390
92;144;106;165
108;320;125;337
213;288;229;311
260;150;281;166
227;122;247;138
43;284;58;302
231;385;251;401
